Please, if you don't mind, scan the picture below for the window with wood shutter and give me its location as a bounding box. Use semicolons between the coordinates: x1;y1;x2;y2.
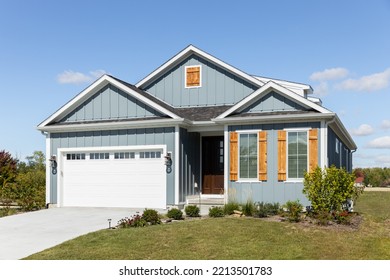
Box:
185;65;201;88
229;132;238;181
277;130;287;181
230;130;268;181
308;129;318;173
277;128;319;181
258;131;267;181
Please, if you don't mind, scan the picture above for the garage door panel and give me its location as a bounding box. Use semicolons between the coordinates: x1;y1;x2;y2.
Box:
61;149;166;208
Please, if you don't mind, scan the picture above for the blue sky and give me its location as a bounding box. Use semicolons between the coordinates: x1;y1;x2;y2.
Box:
1;0;389;168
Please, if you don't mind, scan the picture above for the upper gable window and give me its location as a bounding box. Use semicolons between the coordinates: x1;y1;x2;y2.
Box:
185;65;201;88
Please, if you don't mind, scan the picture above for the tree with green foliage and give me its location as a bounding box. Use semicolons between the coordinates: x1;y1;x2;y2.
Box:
303;166;361;213
15;151;46;211
0;150;18;206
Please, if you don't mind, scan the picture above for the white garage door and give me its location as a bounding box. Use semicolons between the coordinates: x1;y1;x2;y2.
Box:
60;148;166;208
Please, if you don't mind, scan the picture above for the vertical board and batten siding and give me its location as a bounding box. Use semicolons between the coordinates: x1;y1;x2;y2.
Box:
179;128;201;203
142;54;258;107
49;127;175;204
60;84;164;123
241;91;307;113
228;122;321;206
327;128;352;172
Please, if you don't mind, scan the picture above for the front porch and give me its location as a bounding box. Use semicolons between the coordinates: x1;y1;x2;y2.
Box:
185;194;225;215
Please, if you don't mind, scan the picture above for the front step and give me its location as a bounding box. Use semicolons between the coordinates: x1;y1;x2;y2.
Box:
186;195;224;206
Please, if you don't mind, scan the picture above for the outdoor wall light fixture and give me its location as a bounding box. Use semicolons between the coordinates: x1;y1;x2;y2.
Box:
49;155;57;175
164;152;172;174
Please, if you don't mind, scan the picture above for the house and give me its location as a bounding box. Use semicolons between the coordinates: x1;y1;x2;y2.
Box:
37;45;357;209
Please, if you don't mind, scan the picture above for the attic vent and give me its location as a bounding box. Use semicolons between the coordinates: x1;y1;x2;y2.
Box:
185;65;201;88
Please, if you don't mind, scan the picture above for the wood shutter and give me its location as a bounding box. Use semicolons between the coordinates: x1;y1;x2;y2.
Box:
277;130;287;181
186;66;200;87
229;132;238;181
258;131;267;181
309;128;318;173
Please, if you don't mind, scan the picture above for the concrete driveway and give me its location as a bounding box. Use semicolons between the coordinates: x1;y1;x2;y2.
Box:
0;207;159;260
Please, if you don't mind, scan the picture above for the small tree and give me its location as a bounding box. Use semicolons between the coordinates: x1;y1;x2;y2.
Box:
303;166;361;213
0;150;18;207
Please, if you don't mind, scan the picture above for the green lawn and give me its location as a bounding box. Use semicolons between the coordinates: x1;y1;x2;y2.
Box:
25;191;390;260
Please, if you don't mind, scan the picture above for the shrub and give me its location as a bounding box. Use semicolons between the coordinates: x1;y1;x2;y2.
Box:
142;209;161;225
184;205;200;217
208;206;224;218
167;208;183;220
303;166;361;213
223;201;240;215
242;200;255;216
117;214;147;228
14;170;45;211
284;200;303;222
333;210;353;225
254;202;281;218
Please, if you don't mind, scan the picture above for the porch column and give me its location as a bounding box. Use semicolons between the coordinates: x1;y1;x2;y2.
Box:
223;125;229;204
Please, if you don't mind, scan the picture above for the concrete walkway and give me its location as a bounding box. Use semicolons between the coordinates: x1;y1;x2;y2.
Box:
364;187;390;192
0;207;163;260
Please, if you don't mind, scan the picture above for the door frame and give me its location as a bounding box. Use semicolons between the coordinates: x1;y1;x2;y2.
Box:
200;133;225;195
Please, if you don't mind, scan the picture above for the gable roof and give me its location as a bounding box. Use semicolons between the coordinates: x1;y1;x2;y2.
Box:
37;75;182;130
135;45;265;89
215;80;332;119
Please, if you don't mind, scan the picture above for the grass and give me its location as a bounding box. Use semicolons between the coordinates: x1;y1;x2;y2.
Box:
25;191;390;260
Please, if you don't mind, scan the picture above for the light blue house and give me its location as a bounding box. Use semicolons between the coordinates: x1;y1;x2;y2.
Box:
37;45;356;209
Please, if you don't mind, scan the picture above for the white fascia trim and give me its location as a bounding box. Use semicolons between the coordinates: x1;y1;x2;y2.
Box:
106;76;180;119
135;45;265;89
253;76;313;95
329;115;357;151
216;81;331;119
38;118;185;133
213;112;335;125
38;75;180;130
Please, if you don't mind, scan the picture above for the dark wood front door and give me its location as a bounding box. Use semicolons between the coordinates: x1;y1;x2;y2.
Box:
202;136;224;194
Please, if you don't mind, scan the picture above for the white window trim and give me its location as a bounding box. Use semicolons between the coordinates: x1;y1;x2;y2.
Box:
237;130;261;182
286;129;309;182
184;65;202;88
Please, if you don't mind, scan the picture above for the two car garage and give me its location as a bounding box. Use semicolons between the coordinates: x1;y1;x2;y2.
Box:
57;146;167;209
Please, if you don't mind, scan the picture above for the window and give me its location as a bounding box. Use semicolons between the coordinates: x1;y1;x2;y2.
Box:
185;65;201;88
239;133;258;179
114;152;135;159
66;153;85;160
140;151;162;159
287;131;308;179
90;153;109;160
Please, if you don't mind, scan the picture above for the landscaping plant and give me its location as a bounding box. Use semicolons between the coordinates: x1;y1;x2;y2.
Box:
284;200;303;222
184;205;200;217
223;201;240;215
303;166;361;213
167;208;183;220
142;209;161;225
208;206;224;218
